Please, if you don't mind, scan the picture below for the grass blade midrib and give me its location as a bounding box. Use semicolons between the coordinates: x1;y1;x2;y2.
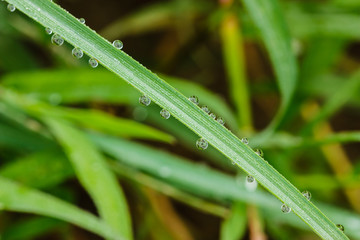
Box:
7;1;348;239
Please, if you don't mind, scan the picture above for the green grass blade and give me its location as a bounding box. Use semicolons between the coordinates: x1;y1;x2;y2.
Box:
45;118;133;239
220;202;247;240
220;13;252;131
0;176;122;240
241;0;298;132
5;1;347;239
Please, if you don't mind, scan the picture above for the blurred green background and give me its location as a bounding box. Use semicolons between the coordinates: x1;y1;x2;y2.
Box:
1;0;360;239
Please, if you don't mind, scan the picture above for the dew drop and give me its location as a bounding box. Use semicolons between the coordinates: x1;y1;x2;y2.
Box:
281;204;291;214
302;190;311;201
88;58;98;68
201;105;210;114
139;95;151;106
209;113;216;119
241;137;249;145
336;224;344;232
189;95;199;105
51;34;64;46
78;18;85;24
160;109;170;119
217;117;225;125
246;175;255;183
113;40;123;50
231;161;236;165
196;138;208;150
255;149;264;158
72;47;83;59
45;27;52;35
7;4;15;12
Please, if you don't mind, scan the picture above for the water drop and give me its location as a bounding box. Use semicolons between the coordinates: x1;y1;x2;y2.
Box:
160;109;170;119
88;58;98;68
7;4;15;12
51;34;64;46
209;113;216;119
72;47;83;59
139;95;151;106
113;40;123;50
79;18;85;24
336;224;344;232
201;105;210;114
241;137;249;145
255;149;264;158
231;161;236;165
281;204;291;214
196;138;208;150
217;117;225;125
246;175;255;183
45;27;52;35
302;190;311;200
189;95;199;105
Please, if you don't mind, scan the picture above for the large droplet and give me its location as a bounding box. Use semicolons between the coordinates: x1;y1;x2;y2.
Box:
281;204;291;214
72;47;83;59
113;40;123;50
209;113;216;119
51;34;64;46
246;175;255;183
201;106;210;114
196;138;208;150
78;18;85;24
217;117;225;125
7;4;16;12
139;95;151;106
160;109;170;119
241;137;249;145
255;149;264;158
45;27;52;35
302;190;311;201
189;95;199;105
88;58;98;68
336;224;344;232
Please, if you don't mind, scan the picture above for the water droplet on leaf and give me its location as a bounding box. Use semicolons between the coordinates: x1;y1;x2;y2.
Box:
45;27;52;35
281;204;291;214
72;47;83;59
113;40;123;50
255;149;264;158
196;138;208;150
217;117;225;125
209;113;216;119
160;109;170;119
246;175;255;183
139;95;151;106
79;18;85;24
88;58;98;68
241;138;249;145
51;34;64;46
7;4;15;12
189;96;199;105
201;106;210;114
302;190;311;200
336;224;344;232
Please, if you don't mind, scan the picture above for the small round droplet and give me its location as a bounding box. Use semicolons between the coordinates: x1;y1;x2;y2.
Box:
246;175;255;183
231;161;236;165
7;4;16;12
113;40;123;50
255;149;264;158
281;204;291;214
196;138;208;150
302;190;311;201
160;109;170;119
217;117;225;125
201;106;210;114
88;58;98;68
79;18;85;24
209;113;216;119
241;137;249;145
51;34;64;46
139;95;151;106
45;27;52;35
336;224;344;232
189;96;199;105
72;47;84;59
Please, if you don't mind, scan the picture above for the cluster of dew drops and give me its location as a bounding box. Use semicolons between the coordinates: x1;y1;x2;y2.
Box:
4;2;346;233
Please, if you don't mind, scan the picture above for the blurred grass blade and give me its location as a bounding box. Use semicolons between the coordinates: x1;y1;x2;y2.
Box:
242;0;297;132
220;202;247;240
45;118;133;240
0;176;122;240
0;151;73;189
220;13;252;131
6;1;347;239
